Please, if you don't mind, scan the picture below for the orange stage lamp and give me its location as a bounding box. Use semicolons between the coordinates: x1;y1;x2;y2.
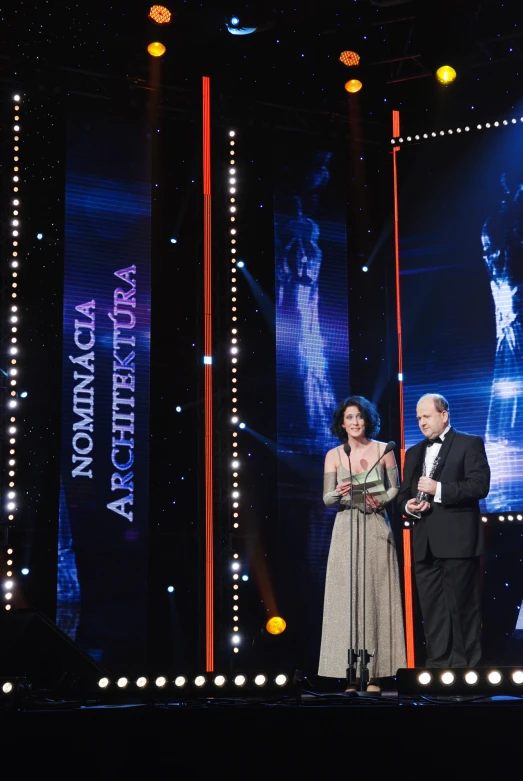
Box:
266;616;287;636
149;5;172;25
147;42;166;57
339;50;360;67
345;79;363;94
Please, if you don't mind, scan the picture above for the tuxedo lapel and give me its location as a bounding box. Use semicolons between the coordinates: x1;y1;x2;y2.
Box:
412;441;426;486
431;427;455;481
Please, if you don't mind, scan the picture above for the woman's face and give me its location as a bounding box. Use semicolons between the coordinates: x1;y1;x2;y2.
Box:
343;405;366;439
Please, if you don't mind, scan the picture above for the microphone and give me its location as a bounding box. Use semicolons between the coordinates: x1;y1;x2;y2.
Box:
343;442;353;490
345;441;395;463
342;442;357;689
382;440;396;457
363;441;395;501
342;442;353;499
359;440;395;692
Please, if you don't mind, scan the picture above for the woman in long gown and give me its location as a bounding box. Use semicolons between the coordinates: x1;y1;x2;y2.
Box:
318;396;406;692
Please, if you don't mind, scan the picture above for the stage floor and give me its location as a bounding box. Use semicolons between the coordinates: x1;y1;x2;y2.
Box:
3;688;523;776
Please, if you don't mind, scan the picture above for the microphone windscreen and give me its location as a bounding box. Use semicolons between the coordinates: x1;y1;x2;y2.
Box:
343;443;351;457
385;440;396;454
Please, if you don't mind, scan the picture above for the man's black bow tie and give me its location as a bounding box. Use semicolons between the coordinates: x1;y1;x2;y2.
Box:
426;436;443;447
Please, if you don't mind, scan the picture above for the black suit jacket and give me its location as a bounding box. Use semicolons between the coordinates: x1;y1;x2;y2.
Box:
397;428;490;562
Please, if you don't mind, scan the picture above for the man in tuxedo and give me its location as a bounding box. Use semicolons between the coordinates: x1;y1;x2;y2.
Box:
397;394;490;668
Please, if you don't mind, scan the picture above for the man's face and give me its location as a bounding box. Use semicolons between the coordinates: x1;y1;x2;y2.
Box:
416;397;448;440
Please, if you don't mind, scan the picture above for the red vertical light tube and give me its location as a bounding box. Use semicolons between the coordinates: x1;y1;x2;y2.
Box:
393;109;415;669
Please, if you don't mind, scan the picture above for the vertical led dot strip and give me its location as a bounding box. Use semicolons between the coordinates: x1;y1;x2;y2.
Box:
3;94;22;611
202;76;214;672
228;129;241;655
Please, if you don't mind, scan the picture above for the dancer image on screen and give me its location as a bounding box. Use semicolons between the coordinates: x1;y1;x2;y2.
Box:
319;396;406;692
398;393;490;668
275;152;337;453
481;173;523;513
278;195;335;445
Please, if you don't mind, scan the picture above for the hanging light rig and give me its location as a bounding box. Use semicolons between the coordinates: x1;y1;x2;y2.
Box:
147;5;172;57
339;49;362;93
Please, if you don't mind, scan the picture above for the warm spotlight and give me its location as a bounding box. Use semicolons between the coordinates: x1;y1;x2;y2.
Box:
339;50;360;67
147;42;166;57
266;616;287;636
148;5;172;25
345;79;363;94
435;65;457;85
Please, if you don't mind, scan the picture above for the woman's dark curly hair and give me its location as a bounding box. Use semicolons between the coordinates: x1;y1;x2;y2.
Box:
330;395;381;442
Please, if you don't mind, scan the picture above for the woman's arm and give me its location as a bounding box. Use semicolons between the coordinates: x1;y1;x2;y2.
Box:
366;447;399;510
323;448;353;507
383;451;399;503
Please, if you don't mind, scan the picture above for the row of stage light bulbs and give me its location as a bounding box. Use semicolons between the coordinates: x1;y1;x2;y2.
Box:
418;669;523;687
392;117;523;144
97;673;289;690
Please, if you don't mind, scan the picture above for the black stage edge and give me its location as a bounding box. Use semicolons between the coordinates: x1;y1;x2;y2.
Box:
2;692;523;774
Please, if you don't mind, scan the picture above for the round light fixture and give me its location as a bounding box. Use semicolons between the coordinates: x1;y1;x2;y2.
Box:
339;50;360;67
344;79;363;94
147;42;166;57
266;616;287;636
435;65;457;85
148;5;172;25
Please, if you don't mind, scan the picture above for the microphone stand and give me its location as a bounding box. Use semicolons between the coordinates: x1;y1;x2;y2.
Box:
358;440;396;695
343;443;357;691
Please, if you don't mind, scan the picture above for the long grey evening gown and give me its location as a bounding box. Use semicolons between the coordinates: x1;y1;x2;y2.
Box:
318;444;406;679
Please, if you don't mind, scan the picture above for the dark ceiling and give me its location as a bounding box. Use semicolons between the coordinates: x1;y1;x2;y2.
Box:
2;1;523;134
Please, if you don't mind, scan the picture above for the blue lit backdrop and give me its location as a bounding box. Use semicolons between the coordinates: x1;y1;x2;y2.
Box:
274;144;349;667
400;126;523;514
58;100;151;665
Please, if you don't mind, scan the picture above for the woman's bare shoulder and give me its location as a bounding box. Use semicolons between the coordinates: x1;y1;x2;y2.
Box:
324;446;340;469
325;445;340;456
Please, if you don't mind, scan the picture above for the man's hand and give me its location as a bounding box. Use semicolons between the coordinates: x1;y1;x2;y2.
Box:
417;476;437;496
406;498;431;515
